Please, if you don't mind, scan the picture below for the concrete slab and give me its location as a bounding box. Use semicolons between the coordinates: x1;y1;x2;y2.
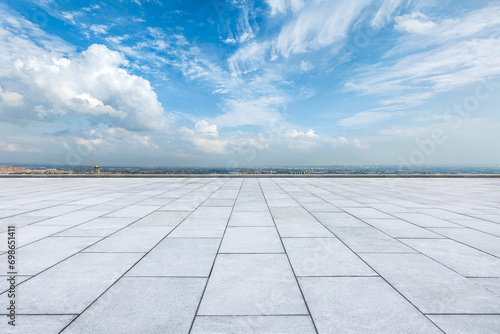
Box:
126;237;220;277
0;253;143;314
361;253;500;314
428;315;500;334
299;277;442;333
219;227;283;253
191;315;316;334
198;254;307;315
283;237;376;276
62;277;206;334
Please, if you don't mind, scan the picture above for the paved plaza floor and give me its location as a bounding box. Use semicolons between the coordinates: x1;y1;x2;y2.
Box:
0;177;499;333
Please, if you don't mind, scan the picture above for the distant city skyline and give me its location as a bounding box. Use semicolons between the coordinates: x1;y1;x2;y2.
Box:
0;0;499;167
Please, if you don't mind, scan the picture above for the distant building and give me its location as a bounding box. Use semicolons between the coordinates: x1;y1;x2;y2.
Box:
0;165;27;174
93;164;101;175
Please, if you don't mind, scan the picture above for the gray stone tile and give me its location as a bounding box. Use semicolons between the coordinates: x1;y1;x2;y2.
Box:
169;218;228;238
363;219;442;239
361;253;500;314
394;213;460;228
299;277;442;334
0;315;76;334
0;236;100;275
126;237;220;277
269;206;312;219
1;253;143;314
328;226;415;253
55;217;137;237
428;315;500;334
401;239;500;277
23;205;87;217
191;316;316;334
342;207;394;219
105;205;161;218
32;210;108;226
202;198;236;207
132;211;190;226
219;227;283;253
0;225;70;250
283;238;376;276
233;202;269;212
470;278;500;296
62;277;205;334
198;254;307;315
0;215;51;232
450;219;500;237
84;226;175;253
312;212;367;227
275;218;334;238
228;211;274;226
428;228;500;257
190;207;233;218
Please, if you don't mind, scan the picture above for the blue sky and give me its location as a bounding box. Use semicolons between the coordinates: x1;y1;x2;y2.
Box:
0;0;499;167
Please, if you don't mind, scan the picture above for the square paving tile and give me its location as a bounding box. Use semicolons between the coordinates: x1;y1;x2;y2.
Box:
198;254;307;315
219;227;284;253
62;277;206;334
299;277;442;333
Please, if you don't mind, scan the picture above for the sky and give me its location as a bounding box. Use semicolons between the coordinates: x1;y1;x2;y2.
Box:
0;0;499;167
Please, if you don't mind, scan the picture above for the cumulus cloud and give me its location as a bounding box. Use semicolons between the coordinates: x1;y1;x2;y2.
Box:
90;24;109;35
0;86;23;107
1;36;166;130
181;120;228;154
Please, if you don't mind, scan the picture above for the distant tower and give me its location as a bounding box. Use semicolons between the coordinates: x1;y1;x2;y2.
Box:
93;163;101;175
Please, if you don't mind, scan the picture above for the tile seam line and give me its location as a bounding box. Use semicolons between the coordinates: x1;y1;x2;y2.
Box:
271;178;447;334
0;178;183;219
1;177;201;250
293;178;500;266
187;178;244;333
308;177;500;240
258;178;320;334
57;178;230;333
0;178;210;294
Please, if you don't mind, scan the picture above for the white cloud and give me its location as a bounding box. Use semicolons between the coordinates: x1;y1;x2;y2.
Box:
371;0;406;29
213;96;285;128
338;110;396;128
180;120;228;154
0;87;23;107
345;4;500;106
395;12;436;34
300;60;313;72
273;0;369;58
228;42;270;76
266;0;305;16
0;141;40;153
0;19;167;131
195;120;219;137
286;129;319;139
90;24;109;35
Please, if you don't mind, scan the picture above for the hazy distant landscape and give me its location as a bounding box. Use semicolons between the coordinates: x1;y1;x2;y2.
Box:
2;164;500;175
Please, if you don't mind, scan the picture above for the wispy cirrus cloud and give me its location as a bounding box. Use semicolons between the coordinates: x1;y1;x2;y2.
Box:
345;4;500;106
